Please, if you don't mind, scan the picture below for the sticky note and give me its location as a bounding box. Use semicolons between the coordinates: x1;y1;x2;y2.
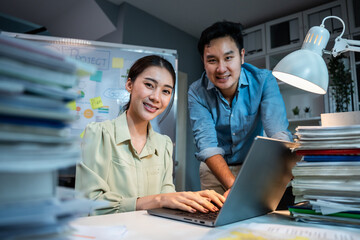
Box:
112;57;124;69
66;100;76;110
84;109;94;119
90;70;103;82
90;96;103;109
80;130;85;138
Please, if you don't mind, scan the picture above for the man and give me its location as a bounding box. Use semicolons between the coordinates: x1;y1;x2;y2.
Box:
188;21;291;197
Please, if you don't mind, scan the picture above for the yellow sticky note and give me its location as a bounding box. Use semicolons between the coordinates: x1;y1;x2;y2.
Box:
112;57;124;69
90;96;103;109
80;130;85;138
66;100;76;110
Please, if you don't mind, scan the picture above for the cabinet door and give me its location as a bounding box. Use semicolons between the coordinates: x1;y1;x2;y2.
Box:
265;13;304;54
243;24;266;59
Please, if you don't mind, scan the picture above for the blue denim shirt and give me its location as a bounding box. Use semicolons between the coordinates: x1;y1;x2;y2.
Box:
188;63;291;165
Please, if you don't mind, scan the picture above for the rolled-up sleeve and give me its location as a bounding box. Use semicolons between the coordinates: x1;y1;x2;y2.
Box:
75;123;137;215
260;71;292;141
188;86;224;162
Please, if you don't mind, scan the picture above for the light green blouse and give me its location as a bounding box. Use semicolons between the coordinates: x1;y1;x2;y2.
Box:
75;111;175;215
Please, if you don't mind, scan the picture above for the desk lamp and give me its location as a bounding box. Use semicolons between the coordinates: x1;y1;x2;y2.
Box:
272;16;360;94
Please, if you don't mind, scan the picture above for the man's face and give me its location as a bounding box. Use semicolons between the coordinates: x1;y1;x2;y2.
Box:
203;36;243;97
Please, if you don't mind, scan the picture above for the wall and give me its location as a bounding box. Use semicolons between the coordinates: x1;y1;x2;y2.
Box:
0;0;203;191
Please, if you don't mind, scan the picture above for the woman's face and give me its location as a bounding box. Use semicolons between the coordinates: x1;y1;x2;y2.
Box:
126;66;174;122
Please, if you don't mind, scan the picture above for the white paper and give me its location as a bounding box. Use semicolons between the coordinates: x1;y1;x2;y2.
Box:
210;223;360;240
69;224;127;240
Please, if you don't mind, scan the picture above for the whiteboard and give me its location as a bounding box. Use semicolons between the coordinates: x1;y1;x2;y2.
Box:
5;32;178;144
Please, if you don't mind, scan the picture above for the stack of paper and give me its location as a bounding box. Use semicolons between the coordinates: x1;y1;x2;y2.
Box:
289;125;360;227
0;34;101;239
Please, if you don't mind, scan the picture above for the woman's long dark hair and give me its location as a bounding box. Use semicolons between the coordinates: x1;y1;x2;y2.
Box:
122;55;176;123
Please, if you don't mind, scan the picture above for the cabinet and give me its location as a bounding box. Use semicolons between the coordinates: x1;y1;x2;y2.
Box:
303;0;349;39
244;1;358;133
347;0;360;111
265;13;304;54
243;24;266;59
243;24;267;69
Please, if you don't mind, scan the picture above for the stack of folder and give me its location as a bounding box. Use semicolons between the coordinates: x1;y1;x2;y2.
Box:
0;34;102;239
289;125;360;227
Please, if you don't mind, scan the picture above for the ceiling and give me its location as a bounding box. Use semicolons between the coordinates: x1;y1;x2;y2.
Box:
0;0;334;39
107;0;334;38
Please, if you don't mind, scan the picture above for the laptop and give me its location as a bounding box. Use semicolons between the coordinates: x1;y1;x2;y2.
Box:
147;136;301;227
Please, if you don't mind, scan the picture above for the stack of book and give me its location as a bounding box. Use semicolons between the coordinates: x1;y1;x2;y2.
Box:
0;34;102;239
289;125;360;227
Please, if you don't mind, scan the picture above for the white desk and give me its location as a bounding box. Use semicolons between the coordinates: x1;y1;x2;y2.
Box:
70;210;360;240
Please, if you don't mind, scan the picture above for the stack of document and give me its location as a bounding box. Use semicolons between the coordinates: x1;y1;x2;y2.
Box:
289;125;360;227
0;34;100;239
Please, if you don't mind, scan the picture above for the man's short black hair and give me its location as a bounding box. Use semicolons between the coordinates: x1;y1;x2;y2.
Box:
198;21;244;58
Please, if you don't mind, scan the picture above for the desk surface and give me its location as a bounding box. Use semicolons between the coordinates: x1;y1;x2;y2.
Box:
70;210;360;240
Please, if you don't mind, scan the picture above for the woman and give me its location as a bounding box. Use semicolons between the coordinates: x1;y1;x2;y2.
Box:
75;55;225;215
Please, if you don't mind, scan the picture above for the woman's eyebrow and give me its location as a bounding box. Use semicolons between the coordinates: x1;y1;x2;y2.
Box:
145;77;174;89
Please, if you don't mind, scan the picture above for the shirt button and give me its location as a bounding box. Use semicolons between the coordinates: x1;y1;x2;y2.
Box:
231;114;233;117
232;133;236;136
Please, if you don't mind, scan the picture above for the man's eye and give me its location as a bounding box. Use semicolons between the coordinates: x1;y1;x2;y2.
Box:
145;83;154;88
225;56;233;61
207;59;216;63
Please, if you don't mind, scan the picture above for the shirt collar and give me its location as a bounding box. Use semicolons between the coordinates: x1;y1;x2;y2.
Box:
115;111;131;144
115;111;158;157
204;72;215;90
239;65;249;87
204;65;249;92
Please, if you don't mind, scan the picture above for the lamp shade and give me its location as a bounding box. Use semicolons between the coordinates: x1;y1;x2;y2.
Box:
272;26;330;94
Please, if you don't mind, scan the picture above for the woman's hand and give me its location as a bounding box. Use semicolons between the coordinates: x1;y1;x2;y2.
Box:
158;190;225;213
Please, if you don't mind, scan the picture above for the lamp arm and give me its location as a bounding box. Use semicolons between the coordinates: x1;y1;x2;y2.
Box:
321;16;360;57
332;37;360;57
321;16;345;38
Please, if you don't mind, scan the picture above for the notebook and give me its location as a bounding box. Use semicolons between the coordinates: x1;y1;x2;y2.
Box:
147;136;301;227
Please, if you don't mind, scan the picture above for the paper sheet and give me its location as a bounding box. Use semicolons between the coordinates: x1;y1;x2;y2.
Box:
212;223;360;240
69;224;127;240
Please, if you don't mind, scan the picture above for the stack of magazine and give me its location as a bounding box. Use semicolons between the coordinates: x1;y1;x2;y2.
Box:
290;125;360;227
0;34;103;239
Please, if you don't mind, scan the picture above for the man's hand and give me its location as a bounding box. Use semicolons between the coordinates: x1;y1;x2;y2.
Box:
205;154;235;190
224;188;231;199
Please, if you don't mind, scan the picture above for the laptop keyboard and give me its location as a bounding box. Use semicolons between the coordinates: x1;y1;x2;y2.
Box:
174;210;219;220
